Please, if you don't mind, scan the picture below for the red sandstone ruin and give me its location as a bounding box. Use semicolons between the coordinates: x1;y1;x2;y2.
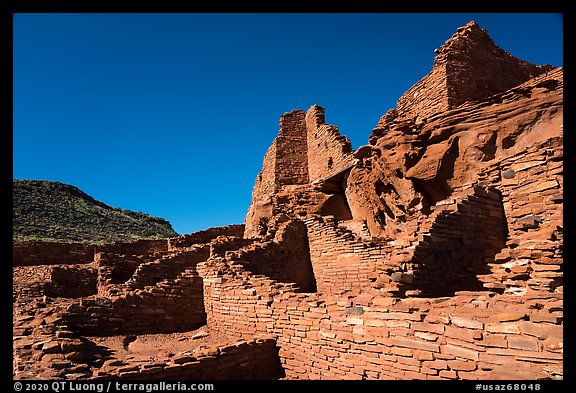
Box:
13;21;563;380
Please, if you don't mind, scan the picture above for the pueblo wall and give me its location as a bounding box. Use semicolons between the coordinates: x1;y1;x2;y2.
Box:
304;216;380;294
13;264;97;299
167;224;245;251
13;238;169;267
472;139;563;294
275;110;309;186
97;238;168;255
45;266;98;298
244;143;277;238
305;105;355;182
396;64;450;124
198;252;562;380
396;21;551;122
13;241;95;266
407;186;508;297
62;266;206;336
230;220;316;292
92;336;283;380
245;106;357;238
123;246;210;290
349;67;562;240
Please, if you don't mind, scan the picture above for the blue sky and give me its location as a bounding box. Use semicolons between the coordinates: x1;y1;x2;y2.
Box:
13;13;563;235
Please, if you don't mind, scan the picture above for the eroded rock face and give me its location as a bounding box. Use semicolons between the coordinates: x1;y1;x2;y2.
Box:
348;67;562;239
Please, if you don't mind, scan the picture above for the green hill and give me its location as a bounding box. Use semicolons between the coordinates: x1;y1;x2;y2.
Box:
13;180;178;243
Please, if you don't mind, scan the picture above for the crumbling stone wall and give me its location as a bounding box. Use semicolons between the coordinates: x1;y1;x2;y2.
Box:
97;238;168;255
95;252;144;296
396;21;551;122
305;105;355;182
93;336;283;380
13;238;169;267
167;224;245;251
275;110;309;186
304;216;381;294
244;144;277;238
13;241;95;266
63;267;206;336
13;264;97;299
396;65;449;124
13;265;56;299
408;186;508;297
245;106;357;239
230;220;316;292
198;255;562;380
469;138;563;294
123;245;210;290
45;266;98;298
441;22;552;109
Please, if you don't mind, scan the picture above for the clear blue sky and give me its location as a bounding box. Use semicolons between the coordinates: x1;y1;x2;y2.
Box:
13;13;563;235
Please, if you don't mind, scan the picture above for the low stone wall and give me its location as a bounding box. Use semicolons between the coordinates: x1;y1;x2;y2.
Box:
13;241;95;266
62;268;205;336
98;239;169;256
304;216;382;295
13;265;55;299
13;264;97;299
198;256;563;380
124;246;210;290
95;253;146;296
93;336;283;380
45;266;98;298
13;239;169;266
168;225;245;251
230;220;316;292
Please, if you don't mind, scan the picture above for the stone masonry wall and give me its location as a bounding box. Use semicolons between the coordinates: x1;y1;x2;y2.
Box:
244;143;277;238
275;110;309;186
97;238;168;256
13;265;58;300
167;225;245;251
471;138;563;294
62;267;206;336
408;186;508;297
93;336;283;380
198;256;562;380
442;22;551;110
13;264;97;299
95;252;144;296
45;266;98;298
305;105;355;182
13;241;95;266
300;184;508;299
396;64;449;123
230;220;316;292
396;21;550;122
123;246;210;290
304;216;381;294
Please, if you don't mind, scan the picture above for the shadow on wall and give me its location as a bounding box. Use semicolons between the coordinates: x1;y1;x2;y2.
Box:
235;220;318;293
410;186;508;297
